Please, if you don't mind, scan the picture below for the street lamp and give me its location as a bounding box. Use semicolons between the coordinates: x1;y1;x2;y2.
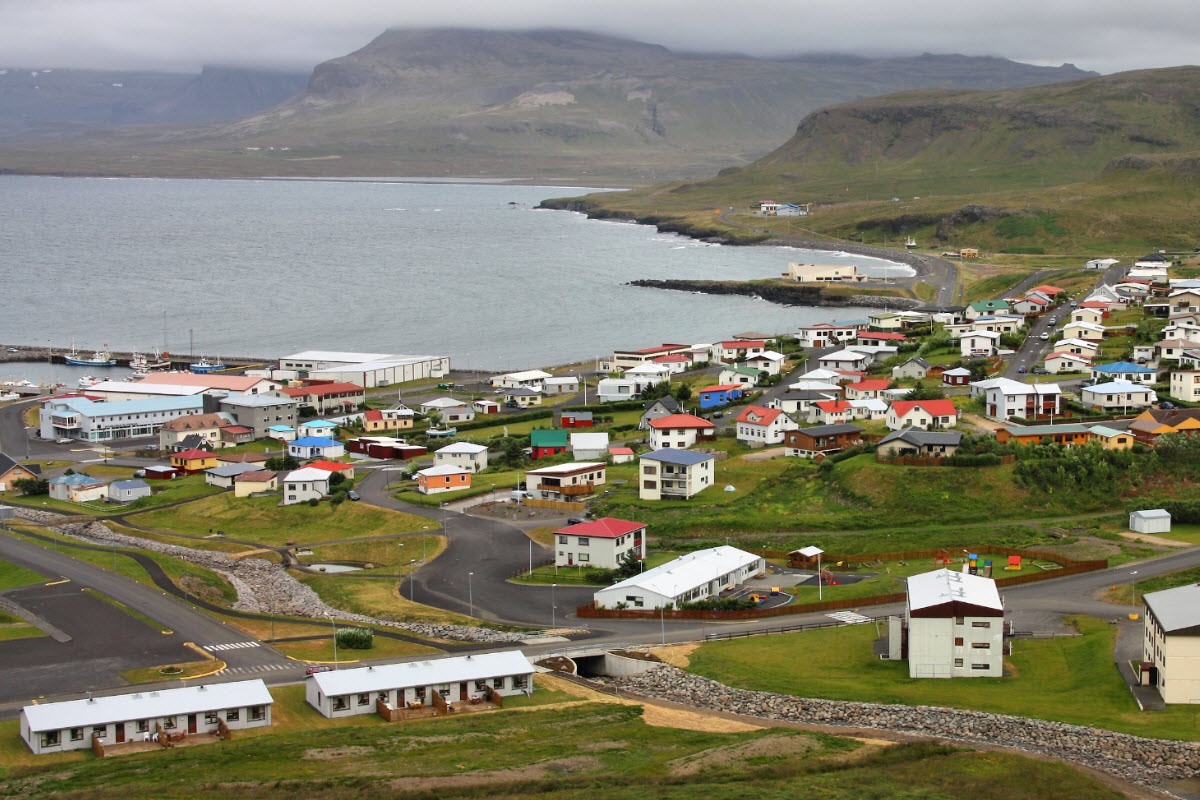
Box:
397;543;404;598
551;583;557;630
468;571;474;618
325;612;338;669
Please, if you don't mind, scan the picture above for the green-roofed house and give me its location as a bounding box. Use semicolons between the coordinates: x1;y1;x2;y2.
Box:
1087;425;1135;450
966;300;1012;320
718;364;764;387
529;429;569;460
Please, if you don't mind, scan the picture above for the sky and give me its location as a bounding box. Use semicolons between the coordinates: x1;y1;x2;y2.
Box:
1;0;1196;76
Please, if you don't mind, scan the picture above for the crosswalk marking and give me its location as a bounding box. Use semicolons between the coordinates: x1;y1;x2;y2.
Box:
202;641;263;652
826;611;872;625
215;663;294;675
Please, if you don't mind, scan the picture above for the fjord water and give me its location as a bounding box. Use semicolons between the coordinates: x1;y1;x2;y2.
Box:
0;176;907;370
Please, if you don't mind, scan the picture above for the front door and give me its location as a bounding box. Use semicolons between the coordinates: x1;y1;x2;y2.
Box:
187;714;197;734
459;682;467;700
115;723;125;744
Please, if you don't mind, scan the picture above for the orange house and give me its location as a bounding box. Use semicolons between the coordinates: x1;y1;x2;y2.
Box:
170;448;219;474
416;465;471;494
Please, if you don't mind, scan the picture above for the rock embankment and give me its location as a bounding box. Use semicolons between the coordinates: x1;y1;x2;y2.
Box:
599;664;1199;789
626;279;921;310
15;509;525;644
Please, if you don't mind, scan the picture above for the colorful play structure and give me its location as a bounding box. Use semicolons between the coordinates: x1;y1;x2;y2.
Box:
934;550;997;577
820;567;839;586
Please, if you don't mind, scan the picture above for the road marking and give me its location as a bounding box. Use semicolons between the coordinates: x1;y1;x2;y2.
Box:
203;641;263;652
44;579;70;586
826;611;872;625
215;663;294;675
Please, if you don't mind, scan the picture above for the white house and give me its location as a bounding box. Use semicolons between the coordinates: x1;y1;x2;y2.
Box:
594;545;765;610
647;414;716;450
976;377;1062;421
597;378;640;402
638;449;714;501
1044;351;1093;374
743;351;786;376
305;651;533;719
47;473;108;503
1060;321;1106;341
1170;370;1200;403
733;405;797;445
204;462;264;489
892;357;933;380
714;340;766;363
1142;583;1200;704
885;399;958;431
1080;381;1157;411
108;479;152;504
797;323;858;348
281;467;331;505
542;376;581;395
718;365;763;387
554;517;646;569
40;395;204;443
491;370;553;390
20;679;273;754
817;349;873;372
434;442;489;473
569;432;609;460
1057;338;1101;357
298;420;339;439
891;569;1005;679
624;363;673;384
960;331;1001;358
288;437;346;460
525;462;606;501
1130;508;1172;534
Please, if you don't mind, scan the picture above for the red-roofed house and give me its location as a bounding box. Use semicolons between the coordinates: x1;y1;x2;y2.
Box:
647;414;716;449
608;446;635;464
308;460;355;480
1011;295;1050;315
219;425;255;446
886;399;959;431
734;405;797;445
281;382;365;414
812;399;854;425
844;379;890;400
554;517;646;569
170;448;219;473
715;340;766;363
856;331;907;348
1029;285;1065;298
362;408;415;432
652;353;693;374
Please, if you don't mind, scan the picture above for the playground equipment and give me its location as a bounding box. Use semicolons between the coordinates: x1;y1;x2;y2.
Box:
820;567;840;586
1005;555;1022;571
934;549;955;567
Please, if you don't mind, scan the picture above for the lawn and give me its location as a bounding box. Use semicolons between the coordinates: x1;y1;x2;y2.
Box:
133;493;430;547
0;684;1125;799
120;660;224;684
269;633;441;663
295;533;445;576
0;558;46;591
687;616;1199;740
299;572;502;629
1;475;224;517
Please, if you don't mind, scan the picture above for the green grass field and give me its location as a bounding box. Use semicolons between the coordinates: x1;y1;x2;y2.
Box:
687;616;1198;740
0;559;46;591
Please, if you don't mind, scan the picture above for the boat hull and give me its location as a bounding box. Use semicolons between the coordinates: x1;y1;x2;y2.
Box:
65;357;117;367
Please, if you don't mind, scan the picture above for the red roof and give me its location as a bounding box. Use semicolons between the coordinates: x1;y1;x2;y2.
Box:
308;460;353;472
653;354;692;363
815;400;852;413
364;409;383;421
1079;301;1110;309
608;446;635;456
1045;351;1090;362
735;405;783;426
625;343;689;355
173;449;215;460
858;331;906;341
834;370;866;378
699;384;742;393
223;425;253;435
1021;296;1050;305
890;399;958;419
281;382;364;398
648;413;716;430
555;517;646;538
719;340;766;349
848;380;889;392
1030;285;1064;295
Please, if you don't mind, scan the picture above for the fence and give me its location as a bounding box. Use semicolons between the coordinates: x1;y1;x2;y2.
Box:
875;454;1015;467
576;591;907;621
521;498;587;512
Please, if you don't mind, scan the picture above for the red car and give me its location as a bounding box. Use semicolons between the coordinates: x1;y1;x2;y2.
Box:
306;664;333;676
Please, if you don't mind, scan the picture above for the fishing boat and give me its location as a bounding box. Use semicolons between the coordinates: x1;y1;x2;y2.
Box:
905;236;918;249
132;347;172;371
64;339;117;367
190;356;226;374
78;375;100;389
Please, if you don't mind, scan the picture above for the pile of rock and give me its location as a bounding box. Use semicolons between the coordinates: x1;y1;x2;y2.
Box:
600;664;1200;788
15;509;525;644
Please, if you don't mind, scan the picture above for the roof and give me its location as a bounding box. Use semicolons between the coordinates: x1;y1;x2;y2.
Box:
311;651;531;698
722;365;762;377
746;350;786;361
44;395;204;418
1088;425;1128;438
284;467;332;482
1093;361;1155;374
878;429;962;447
236;470;277;482
301;420;338;428
899;356;932;368
504;387;541;396
436;442;488;454
420;397;466;409
308;460;353;472
815;400;852;413
969;300;1010;311
604;546;762;598
791;423;863;437
648;414;715;430
847;379;890;391
858;331;906;340
569;432;609;449
907;568;1003;613
643;396;681;412
22;679;274;734
1029;284;1064;295
418;464;471;477
205;463;263;478
889;399;957;418
138;373;271;392
1083;381;1155;394
653;354;692;363
718;340;765;348
88;381;207;397
608;446;635;456
527;461;606;476
223;425;253;435
735;405;784;426
529;429;569;448
1045;351;1091;362
942;367;971;376
291;437;341;447
49;473;101;486
699;384;742;394
819;349;870;362
640;449;714;467
173;448;216;460
1144;583;1200;634
281;382;364;399
220;393;296;408
0;452;33;476
497;369;552;381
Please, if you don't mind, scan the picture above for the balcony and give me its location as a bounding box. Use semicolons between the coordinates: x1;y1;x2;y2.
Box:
534;481;594;497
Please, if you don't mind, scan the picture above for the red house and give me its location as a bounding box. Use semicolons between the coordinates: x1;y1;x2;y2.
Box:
561;411;594;428
530;429;569;459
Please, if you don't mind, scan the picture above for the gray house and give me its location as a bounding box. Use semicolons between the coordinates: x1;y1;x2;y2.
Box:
639;397;681;430
216;393;299;440
892;356;933;380
109;479;152;504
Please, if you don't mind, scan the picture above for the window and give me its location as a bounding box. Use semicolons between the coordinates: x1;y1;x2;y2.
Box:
162;718;175;730
558;536;567;544
226;709;240;722
955;616;965;625
357;693;370;707
954;637;964;647
377;692;389;703
475;679;487;692
971;642;990;649
249;705;266;721
438;688;450;698
415;686;426;701
577;538;589;547
643;481;657;490
41;731;60;747
333;697;349;711
493;677;505;689
513;675;528;690
954;659;963;667
94;725;108;738
579;554;590;562
643;466;655;475
971;621;991;628
205;711;218;724
971;663;990;670
136;720;149;733
70;727;83;741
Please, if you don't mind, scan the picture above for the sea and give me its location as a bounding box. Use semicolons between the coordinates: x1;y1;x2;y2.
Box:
0;176;911;376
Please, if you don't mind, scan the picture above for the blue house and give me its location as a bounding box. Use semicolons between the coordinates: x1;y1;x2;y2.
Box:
110;479;152;504
288;437;346;460
699;384;743;410
1090;361;1156;385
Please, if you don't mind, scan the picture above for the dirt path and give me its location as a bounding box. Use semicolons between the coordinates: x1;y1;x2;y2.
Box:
741;446;786;461
1117;531;1193;548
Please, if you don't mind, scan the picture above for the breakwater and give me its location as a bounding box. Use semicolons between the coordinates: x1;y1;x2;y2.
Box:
626;279;921;310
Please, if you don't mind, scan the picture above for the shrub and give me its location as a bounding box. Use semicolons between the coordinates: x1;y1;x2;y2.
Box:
308;498;320;507
336;627;374;649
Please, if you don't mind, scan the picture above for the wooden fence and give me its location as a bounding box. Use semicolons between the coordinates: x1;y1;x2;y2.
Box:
521;498;586;512
576;592;907;621
876;454;1015;467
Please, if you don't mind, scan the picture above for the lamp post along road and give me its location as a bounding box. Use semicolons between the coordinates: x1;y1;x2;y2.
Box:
551;583;557;630
468;572;474;618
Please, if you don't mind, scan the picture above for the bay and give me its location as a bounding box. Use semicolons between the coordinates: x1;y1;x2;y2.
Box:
0;176;909;372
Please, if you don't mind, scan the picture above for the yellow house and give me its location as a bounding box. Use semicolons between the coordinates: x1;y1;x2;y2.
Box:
1129;408;1200;440
363;409;414;433
1087;425;1135;450
170;448;219;473
1143;583;1200;704
234;470;279;498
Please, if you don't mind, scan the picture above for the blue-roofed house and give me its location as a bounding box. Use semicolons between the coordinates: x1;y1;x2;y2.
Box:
47;473;108;503
1090;361;1157;385
39;395;205;442
110;479;152;504
288;437;346;460
638;449;715;501
267;425;297;442
298;420;339;439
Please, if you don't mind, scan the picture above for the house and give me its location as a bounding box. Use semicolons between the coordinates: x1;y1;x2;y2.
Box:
219;425;255;447
491;370;553;390
1080;381;1157;411
543;376;581;395
1061;321;1106;341
569;432;609;460
594;545;765;610
647;414;716;450
797;322;858;348
362;408;414;432
604;344;693;373
1142;583;1200;704
969;314;1023;334
19;679;273;754
0;453;39;492
473;399;500;416
1170;370;1200;403
783;424;863;458
529;429;569;460
158;413;231;451
743;351;786;375
625;363;673;386
811;399;855;425
995;423;1093;447
503;388;543;409
1086;258;1120;270
419;398;475;425
215;451;271;467
1131;508;1172;534
1057;338;1101;357
305;651;532;719
941;367;972;386
1088;425;1136;450
877;429;963;458
976;377;1062;421
308;460;354;480
1155;339;1193;364
652;354;692;375
433;442;489;473
281;467;331;505
525;462;606;501
733;405;797;446
769;389;837;417
817;349;873;372
783;263;866;283
1090;362;1156;385
1168;289;1200;316
596;378;641;403
107;479;150;504
714;340;766;363
219;394;300;440
718;365;763;387
1070;307;1106;327
965;300;1011;320
143;465;182;480
171;448;219;474
280;382;365;415
892;356;933;380
555;517;646;569
608;446;635;464
288;437;346;460
40;395;205;443
1043;351;1093;374
1010;295;1050;315
848;398;889;420
234;470;278;498
560;410;593;428
697;385;742;410
638;449;715;500
844;379;889;400
47;473;108;503
298;420;339;439
890;569;1005;678
1129;407;1200;441
278;351;449;388
960;331;1001;358
416;464;471;494
856;332;907;349
204;462;264;489
640;396;682;429
886;399;958;431
136;372;282;395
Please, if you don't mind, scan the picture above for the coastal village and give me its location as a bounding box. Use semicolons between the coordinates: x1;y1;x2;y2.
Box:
3;248;1200;793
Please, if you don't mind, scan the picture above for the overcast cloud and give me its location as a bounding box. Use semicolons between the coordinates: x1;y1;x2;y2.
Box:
1;0;1196;75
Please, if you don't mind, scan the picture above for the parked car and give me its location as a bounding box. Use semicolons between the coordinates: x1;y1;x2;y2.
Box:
1032;366;1050;375
133;469;146;478
305;664;333;676
1160;401;1176;410
55;437;72;444
1018;366;1027;373
1039;332;1050;340
712;411;724;418
347;490;360;501
1048;317;1056;325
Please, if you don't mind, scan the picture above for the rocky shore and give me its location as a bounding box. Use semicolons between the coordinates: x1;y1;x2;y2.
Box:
15;509;527;644
598;664;1200;789
626;278;922;310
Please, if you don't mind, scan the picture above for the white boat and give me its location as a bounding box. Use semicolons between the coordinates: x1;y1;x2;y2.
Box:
78;375;100;388
132;347;171;371
905;237;918;249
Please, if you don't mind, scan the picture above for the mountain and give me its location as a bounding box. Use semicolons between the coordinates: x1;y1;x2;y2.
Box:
0;29;1095;180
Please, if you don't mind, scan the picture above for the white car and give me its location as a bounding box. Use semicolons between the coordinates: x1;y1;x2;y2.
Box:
1039;333;1050;341
56;437;72;444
